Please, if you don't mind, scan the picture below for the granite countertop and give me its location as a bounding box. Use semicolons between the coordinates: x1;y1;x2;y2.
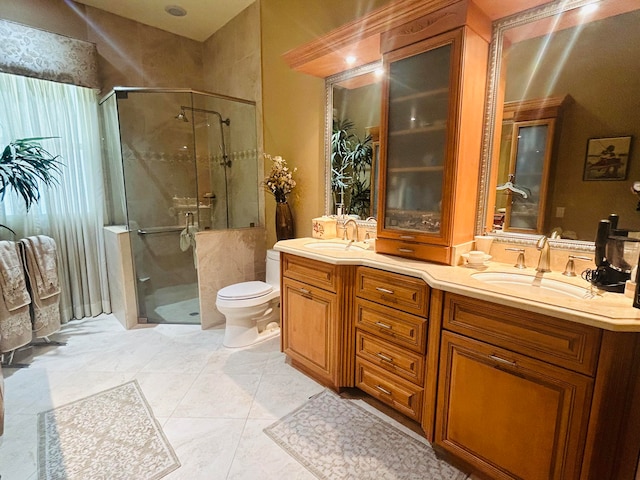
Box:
275;237;640;332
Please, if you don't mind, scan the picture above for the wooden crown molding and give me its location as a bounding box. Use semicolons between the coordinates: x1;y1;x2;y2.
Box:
282;0;462;78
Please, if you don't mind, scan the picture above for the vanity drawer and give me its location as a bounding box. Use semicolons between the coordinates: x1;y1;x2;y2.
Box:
356;358;423;422
355;298;427;354
282;254;337;293
356;266;429;316
443;293;602;376
356;330;425;386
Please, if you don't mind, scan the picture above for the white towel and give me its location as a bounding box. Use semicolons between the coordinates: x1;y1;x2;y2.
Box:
179;225;198;252
179;226;198;269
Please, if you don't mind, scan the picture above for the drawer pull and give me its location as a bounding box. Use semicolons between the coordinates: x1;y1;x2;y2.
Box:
375;286;395;295
376;352;394;363
375;321;392;330
398;248;415;253
399;235;415;240
490;354;517;367
375;385;392;395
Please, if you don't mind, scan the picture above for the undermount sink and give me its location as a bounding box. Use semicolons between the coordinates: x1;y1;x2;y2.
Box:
471;272;593;299
304;240;368;252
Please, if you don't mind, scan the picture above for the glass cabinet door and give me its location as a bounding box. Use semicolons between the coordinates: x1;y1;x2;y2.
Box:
505;120;554;233
383;41;452;235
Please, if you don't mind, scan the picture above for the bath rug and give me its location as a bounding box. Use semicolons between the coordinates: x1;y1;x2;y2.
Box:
38;380;180;480
264;389;468;480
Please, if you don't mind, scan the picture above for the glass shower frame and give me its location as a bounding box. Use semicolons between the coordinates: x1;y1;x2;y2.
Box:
99;88;259;325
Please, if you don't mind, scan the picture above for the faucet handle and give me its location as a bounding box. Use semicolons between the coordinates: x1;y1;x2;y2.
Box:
563;255;592;277
505;247;526;269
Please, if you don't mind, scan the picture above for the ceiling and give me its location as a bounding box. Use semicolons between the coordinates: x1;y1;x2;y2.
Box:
72;0;255;42
71;0;550;43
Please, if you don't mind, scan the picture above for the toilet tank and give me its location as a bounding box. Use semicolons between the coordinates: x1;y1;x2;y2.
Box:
265;249;281;287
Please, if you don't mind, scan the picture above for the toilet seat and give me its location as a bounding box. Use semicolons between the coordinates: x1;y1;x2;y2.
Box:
217;281;273;300
216;281;280;309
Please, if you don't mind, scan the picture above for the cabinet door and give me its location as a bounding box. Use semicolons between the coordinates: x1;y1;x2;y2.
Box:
436;331;593;480
379;32;455;241
281;277;338;387
504;119;555;234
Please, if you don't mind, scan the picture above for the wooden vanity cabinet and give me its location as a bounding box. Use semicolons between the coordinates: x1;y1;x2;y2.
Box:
354;266;432;422
280;254;355;389
435;293;640;480
375;17;490;265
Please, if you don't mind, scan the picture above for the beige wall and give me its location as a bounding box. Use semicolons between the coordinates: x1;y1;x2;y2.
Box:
1;0;392;249
0;0;204;94
259;0;387;248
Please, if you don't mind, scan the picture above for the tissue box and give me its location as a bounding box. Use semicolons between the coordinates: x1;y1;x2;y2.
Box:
312;216;337;239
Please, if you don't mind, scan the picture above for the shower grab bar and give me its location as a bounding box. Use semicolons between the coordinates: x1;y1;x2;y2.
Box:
137;226;184;235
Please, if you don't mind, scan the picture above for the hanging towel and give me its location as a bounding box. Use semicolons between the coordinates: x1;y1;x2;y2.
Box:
0;241;31;310
179;225;198;252
0;240;32;353
20;236;61;339
19;235;60;299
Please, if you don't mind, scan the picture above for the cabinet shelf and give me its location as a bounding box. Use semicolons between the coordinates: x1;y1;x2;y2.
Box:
388;166;444;173
392;87;449;103
390;124;447;136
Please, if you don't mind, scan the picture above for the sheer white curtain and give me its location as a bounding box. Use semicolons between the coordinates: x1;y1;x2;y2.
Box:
0;72;110;320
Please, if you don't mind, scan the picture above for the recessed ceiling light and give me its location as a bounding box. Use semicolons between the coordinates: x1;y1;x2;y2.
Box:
345;55;357;65
165;5;187;17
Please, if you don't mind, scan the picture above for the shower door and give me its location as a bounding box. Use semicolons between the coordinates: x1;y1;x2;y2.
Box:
102;88;260;325
117;90;201;324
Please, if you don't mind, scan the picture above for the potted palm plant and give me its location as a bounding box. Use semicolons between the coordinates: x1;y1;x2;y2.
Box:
0;137;62;234
331;118;373;218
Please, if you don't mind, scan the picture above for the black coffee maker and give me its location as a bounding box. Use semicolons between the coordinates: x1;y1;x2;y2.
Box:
586;214;640;292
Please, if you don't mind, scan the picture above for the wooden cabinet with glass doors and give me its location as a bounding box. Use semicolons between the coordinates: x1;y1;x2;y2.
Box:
495;96;569;234
375;20;490;265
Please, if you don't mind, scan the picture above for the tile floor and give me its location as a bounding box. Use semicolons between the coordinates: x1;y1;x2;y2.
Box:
0;314;437;480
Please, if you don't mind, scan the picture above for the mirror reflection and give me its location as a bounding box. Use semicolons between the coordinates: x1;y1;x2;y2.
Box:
489;3;640;241
325;62;382;219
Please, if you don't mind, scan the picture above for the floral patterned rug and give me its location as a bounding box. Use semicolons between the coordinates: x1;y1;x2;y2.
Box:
264;390;468;480
38;381;180;480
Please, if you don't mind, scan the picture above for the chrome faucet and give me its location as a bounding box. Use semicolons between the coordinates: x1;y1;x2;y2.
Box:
536;235;551;272
342;218;358;241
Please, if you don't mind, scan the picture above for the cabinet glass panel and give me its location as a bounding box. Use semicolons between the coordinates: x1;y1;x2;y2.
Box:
508;123;549;231
384;43;451;234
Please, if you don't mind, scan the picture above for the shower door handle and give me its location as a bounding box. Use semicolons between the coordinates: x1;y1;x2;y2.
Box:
137;226;184;235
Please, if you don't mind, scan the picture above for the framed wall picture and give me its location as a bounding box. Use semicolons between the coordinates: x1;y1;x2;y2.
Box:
583;135;632;181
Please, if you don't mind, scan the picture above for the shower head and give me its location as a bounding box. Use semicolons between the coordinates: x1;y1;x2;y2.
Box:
175;109;189;122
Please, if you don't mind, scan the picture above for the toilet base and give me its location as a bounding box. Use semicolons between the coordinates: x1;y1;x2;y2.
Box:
220;298;281;348
223;323;280;348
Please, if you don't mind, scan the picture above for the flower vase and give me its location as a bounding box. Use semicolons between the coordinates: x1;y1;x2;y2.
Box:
275;201;295;241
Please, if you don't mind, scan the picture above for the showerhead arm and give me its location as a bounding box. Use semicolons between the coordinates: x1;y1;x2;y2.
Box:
179;105;231;167
175;108;189;122
179;106;230;126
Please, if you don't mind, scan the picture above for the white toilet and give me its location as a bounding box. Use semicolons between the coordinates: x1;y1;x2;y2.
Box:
216;249;281;348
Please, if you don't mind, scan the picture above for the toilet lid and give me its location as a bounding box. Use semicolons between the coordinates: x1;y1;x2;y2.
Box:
217;281;273;300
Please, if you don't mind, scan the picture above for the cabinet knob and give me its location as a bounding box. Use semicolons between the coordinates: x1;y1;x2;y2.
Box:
299;288;311;296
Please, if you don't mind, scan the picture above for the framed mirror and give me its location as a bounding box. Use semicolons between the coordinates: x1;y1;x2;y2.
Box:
324;61;383;219
478;0;640;246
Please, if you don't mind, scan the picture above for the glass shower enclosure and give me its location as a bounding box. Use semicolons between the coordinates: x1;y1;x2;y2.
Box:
100;88;259;324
